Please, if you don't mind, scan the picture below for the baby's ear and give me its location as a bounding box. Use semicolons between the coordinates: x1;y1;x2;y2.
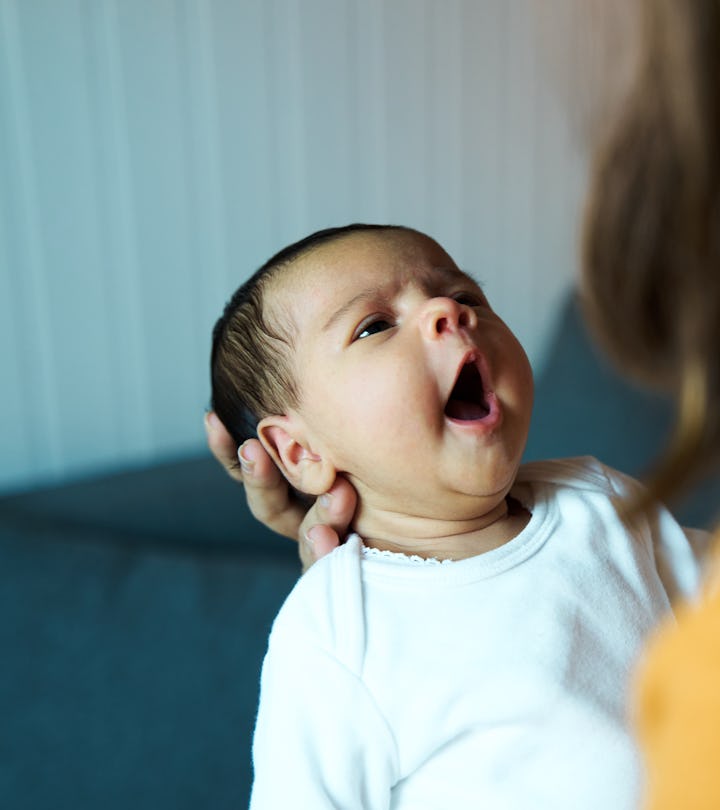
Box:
257;414;336;496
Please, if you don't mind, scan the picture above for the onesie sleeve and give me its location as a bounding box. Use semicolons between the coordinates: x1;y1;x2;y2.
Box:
605;463;711;604
249;633;398;810
648;508;710;604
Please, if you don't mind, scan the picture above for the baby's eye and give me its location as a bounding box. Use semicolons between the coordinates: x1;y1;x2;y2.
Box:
355;316;394;340
452;291;487;308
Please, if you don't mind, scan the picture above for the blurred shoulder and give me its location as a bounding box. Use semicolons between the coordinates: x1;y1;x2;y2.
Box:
517;455;641;498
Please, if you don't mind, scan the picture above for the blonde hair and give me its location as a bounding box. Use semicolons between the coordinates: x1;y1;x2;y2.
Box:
582;0;720;508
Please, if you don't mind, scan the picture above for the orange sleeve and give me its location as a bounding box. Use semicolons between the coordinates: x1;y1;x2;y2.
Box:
635;546;720;810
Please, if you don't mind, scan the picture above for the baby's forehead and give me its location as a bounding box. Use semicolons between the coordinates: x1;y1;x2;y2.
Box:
282;232;472;292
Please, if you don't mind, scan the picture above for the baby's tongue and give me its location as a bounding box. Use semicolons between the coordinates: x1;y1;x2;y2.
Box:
445;399;489;421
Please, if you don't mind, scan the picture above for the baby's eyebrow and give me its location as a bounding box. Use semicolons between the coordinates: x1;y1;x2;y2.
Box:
322;287;386;332
425;265;481;289
321;267;481;333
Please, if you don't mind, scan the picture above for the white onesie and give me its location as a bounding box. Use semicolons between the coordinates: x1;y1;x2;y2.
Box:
250;457;707;810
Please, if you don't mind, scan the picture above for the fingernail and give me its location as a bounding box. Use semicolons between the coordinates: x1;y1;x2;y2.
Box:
205;411;222;433
238;443;255;474
319;493;331;509
305;525;322;547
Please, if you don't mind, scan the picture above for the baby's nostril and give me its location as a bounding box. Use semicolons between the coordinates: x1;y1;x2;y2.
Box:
435;316;448;334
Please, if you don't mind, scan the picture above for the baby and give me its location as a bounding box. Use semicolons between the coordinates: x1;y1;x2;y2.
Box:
211;224;706;809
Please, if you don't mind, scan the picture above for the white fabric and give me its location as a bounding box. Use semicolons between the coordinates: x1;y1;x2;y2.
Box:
250;457;707;810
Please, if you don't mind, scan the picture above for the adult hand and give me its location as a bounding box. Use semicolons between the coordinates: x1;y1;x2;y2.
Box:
204;411;357;571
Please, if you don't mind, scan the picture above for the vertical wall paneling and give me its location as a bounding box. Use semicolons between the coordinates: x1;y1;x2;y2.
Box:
82;0;153;460
47;0;120;471
176;0;228;333
383;0;429;228
529;1;587;364
263;0;309;246
119;0;202;455
0;149;30;473
0;1;63;485
298;0;354;226
0;0;589;492
174;0;230;421
424;0;464;257
0;6;28;474
345;0;389;221
212;0;273;284
498;1;537;350
459;1;502;290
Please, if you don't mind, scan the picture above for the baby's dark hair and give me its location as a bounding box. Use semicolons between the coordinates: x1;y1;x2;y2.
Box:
211;223;405;446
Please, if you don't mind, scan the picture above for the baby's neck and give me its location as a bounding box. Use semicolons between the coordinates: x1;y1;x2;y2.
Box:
354;496;531;562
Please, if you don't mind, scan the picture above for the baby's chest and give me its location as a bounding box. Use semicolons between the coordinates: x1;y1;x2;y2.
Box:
359;567;660;773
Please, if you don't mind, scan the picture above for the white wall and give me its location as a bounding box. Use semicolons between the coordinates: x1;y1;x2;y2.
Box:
0;0;588;493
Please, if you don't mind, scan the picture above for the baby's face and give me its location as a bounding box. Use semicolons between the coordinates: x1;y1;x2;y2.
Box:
271;229;534;522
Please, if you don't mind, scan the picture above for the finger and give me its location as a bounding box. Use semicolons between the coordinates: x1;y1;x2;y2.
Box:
205;411;244;484
300;525;341;572
205;412;305;540
239;439;306;540
298;476;357;545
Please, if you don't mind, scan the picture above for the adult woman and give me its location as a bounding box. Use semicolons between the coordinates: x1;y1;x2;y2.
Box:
206;1;719;806
580;1;720;808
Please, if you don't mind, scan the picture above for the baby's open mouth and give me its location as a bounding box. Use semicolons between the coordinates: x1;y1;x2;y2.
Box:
444;359;490;421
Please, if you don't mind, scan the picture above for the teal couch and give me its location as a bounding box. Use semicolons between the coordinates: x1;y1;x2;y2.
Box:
1;294;717;809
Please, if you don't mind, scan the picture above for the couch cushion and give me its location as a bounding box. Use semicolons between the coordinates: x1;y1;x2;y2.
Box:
0;518;298;809
0;455;289;552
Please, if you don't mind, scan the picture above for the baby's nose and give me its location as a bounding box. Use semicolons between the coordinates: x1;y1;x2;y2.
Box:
421;297;477;338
